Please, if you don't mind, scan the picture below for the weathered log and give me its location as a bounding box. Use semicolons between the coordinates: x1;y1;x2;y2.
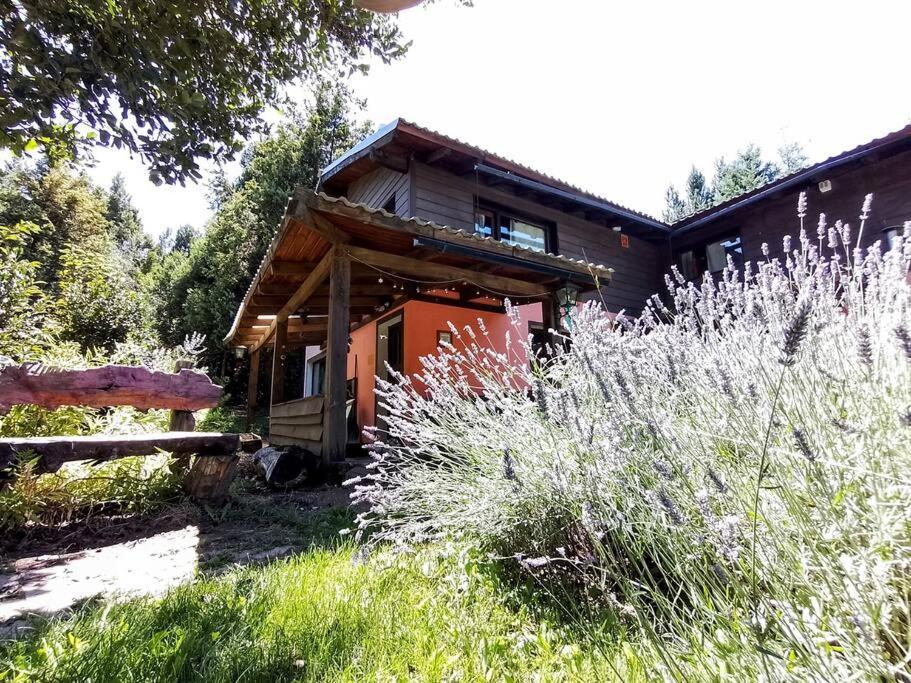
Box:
184;454;238;501
0;432;240;474
0;362;223;414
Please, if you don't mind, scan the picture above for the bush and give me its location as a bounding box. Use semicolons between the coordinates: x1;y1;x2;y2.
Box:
354;201;911;680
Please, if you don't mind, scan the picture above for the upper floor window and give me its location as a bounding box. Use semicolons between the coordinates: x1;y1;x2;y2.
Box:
676;234;744;280
474;206;550;253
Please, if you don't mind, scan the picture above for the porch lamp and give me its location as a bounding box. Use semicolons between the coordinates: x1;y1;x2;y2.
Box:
234;347;245;359
555;283;580;330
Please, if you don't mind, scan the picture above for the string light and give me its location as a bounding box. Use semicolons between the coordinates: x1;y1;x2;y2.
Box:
348;251;547;302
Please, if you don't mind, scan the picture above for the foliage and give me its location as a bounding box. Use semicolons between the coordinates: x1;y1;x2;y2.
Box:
354;199;911;680
662;142;809;222
147;82;370;366
0;540;642;681
55;241;147;351
0;0;408;183
0;454;181;533
105;173;152;263
0;221;53;358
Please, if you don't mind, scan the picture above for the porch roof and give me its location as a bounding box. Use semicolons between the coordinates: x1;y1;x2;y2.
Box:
224;191;614;350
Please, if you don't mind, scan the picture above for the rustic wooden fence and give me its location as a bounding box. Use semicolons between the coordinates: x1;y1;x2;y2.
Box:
0;360;260;500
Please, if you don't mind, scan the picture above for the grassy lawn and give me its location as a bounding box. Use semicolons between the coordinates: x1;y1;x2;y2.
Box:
0;509;644;682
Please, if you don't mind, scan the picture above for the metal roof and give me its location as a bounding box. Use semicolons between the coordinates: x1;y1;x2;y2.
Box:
320;118;669;233
671;123;911;234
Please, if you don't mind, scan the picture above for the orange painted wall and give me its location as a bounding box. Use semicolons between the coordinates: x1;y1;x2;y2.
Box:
345;300;542;442
347;318;378;439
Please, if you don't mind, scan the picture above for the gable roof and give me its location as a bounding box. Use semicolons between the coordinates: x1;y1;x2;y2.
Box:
671;123;911;235
319;117;670;237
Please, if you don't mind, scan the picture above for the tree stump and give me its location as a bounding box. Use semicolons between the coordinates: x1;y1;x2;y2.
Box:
184;454;238;502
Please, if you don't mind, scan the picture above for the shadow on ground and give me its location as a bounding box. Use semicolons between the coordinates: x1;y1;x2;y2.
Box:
0;472;357;638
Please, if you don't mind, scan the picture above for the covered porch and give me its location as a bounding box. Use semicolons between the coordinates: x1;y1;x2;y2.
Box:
224;191;613;462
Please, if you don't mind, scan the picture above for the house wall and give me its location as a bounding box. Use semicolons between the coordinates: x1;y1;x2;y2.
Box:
410;162;666;314
346;167;412;218
346;299;542;442
673;147;911;264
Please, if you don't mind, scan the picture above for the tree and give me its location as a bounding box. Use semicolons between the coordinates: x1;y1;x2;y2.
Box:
0;164;111;287
146;82;370;365
105;173;152;264
712;145;780;203
0;0;410;184
662;142;808;222
0;221;53;358
56;241;146;351
172;224;198;255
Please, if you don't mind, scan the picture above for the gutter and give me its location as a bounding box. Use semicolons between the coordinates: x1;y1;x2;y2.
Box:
474;163;669;234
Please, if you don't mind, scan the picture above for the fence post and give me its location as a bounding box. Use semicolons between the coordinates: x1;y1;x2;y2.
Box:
169;359;197;473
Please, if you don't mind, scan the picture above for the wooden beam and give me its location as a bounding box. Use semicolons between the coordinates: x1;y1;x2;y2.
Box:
425;147;452;165
0;432;239;474
251;248;336;353
271;317;289;406
323;253;351;463
289;194;351;244
245;348;260;431
345;246;549;297
0;362;222;414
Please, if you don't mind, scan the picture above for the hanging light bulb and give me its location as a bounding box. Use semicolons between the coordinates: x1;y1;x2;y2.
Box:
378;277;384;284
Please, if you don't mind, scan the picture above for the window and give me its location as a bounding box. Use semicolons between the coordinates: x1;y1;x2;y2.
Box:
675;233;743;279
306;352;326;397
474;206;550;252
882;225;902;250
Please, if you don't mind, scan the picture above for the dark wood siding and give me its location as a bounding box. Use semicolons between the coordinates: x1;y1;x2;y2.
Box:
411;162;666;314
345;167;411;218
674;147;911;265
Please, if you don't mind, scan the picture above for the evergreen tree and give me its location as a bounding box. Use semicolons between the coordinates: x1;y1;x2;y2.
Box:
662;142;808;222
105;173;152;263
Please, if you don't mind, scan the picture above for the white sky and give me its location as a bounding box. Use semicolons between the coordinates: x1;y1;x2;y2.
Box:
86;0;911;237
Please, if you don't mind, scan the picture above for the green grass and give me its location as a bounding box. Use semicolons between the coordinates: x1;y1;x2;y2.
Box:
0;522;646;682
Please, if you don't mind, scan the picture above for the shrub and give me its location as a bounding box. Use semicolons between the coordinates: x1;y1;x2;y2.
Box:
353;200;911;680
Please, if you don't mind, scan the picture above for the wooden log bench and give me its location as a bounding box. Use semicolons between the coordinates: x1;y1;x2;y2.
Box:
0;360;261;500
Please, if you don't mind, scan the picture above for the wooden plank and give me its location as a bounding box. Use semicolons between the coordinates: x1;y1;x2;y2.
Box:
323;252;350;463
269;434;322;453
270;415;322;428
270;423;323;442
271;317;288;406
270;396;324;418
245;348;260;431
0;362;222;414
251;247;336;353
345;246;549;297
0;432;240;474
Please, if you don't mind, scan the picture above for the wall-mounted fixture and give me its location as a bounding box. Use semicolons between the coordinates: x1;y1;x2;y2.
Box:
555;283;580;329
819;179;833;193
611;225;622;232
234;347;245;359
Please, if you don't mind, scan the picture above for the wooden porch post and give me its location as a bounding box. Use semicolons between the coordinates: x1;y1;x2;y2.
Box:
541;293;560;351
271;319;289;407
323;252;350;463
245;348;260;431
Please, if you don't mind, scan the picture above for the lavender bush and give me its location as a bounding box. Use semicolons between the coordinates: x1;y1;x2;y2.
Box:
352;198;911;681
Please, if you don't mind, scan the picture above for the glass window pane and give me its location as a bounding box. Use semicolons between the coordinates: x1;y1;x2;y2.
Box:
501;218;546;252
705;235;743;272
474;210;494;238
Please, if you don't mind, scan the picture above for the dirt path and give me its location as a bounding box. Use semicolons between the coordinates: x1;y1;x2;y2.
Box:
0;484;353;640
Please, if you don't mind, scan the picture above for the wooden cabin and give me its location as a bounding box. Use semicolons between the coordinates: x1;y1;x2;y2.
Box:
224;119;911;460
